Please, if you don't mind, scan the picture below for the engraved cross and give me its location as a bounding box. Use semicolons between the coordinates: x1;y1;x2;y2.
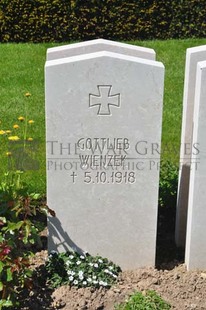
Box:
89;85;120;115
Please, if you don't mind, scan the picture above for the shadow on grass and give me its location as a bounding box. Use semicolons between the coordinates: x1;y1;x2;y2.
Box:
155;204;185;270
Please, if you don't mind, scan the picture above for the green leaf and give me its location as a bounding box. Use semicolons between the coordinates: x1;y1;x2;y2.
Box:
0;299;13;308
0;281;3;291
23;236;28;244
6;268;13;282
23;221;31;244
30;193;41;200
0;261;4;273
6;221;24;232
0;217;6;224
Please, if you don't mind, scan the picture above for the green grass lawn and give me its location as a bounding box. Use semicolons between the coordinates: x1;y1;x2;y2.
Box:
0;38;206;194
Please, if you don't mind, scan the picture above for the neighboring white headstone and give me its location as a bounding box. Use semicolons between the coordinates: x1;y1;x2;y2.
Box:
46;38;156;61
185;60;206;270
45;49;164;270
176;45;206;248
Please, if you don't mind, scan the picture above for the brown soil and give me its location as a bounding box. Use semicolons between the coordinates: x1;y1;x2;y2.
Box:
17;250;206;310
16;206;206;310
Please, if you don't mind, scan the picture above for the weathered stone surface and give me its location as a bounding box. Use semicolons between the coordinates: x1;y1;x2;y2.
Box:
45;48;164;270
185;60;206;270
176;45;206;248
46;38;155;61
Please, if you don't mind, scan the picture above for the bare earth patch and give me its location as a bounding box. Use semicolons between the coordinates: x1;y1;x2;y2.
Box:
17;250;206;310
13;206;206;310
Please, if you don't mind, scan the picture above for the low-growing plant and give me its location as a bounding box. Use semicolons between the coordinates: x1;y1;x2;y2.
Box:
159;160;179;208
0;171;51;309
115;290;171;310
0;99;52;309
46;250;121;289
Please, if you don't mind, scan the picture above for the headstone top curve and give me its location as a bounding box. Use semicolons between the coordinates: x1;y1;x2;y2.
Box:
47;38;155;54
46;50;163;68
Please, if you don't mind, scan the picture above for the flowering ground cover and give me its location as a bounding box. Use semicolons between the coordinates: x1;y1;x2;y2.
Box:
12;219;206;310
46;250;121;289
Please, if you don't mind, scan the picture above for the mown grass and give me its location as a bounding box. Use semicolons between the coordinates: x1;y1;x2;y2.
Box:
0;39;206;194
129;39;206;153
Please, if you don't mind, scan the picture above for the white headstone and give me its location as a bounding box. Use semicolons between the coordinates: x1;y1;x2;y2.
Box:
45;49;164;270
176;45;206;247
47;38;156;61
185;60;206;270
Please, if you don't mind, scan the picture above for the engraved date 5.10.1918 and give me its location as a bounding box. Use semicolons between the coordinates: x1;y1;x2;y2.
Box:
84;171;136;184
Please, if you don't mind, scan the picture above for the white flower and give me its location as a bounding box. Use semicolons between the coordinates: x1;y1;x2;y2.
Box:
99;280;104;285
76;261;81;265
83;281;87;285
112;274;117;278
104;269;109;273
78;271;84;276
87;278;92;282
50;250;57;256
109;266;113;270
69;255;74;259
69;271;73;275
89;263;93;267
69;276;74;281
73;280;78;285
80;255;85;259
66;260;71;266
94;263;99;268
78;271;84;280
49;250;58;258
93;280;98;284
92;275;97;280
98;259;103;263
103;282;108;286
